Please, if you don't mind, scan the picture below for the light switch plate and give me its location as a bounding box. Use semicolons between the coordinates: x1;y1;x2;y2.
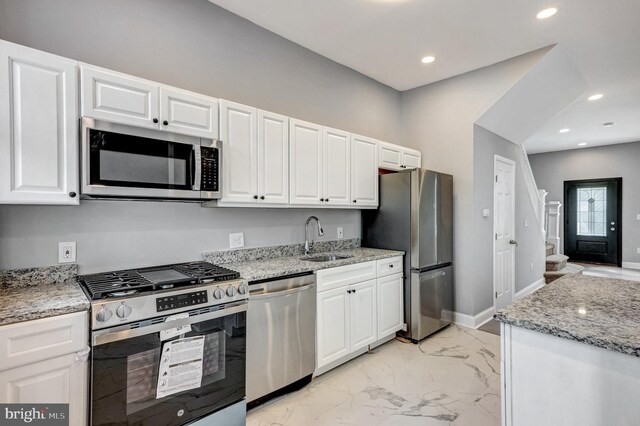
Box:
337;227;344;239
524;218;529;227
482;208;490;218
637;214;640;221
58;242;76;263
229;232;245;249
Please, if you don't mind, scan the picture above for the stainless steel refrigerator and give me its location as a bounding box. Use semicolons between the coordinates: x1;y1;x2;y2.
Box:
362;169;453;342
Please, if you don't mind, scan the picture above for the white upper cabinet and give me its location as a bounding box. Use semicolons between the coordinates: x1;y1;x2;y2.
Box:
81;63;219;139
323;127;351;206
160;87;219;139
0;40;79;205
258;110;289;205
351;134;379;207
219;101;289;206
81;64;159;129
402;149;422;169
219;100;258;204
290;119;323;206
378;141;422;171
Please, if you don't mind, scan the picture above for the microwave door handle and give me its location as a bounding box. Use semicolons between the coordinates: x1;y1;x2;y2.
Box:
192;145;201;190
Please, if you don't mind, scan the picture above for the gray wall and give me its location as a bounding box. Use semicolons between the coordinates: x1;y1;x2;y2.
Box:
0;0;400;272
529;141;640;265
400;49;548;316
473;126;546;304
0;202;359;273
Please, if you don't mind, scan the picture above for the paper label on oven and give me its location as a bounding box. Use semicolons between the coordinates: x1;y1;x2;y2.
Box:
156;336;205;399
159;312;192;341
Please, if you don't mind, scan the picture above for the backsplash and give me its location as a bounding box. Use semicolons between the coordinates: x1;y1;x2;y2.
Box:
0;264;78;289
204;238;360;264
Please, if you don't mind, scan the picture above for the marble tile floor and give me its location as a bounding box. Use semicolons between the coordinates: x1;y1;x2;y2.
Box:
247;325;501;426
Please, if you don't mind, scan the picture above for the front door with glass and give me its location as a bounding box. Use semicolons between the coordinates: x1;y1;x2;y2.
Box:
564;178;622;266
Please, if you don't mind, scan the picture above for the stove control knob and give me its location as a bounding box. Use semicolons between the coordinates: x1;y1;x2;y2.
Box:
96;306;113;322
238;283;248;295
213;288;224;300
226;286;237;297
116;303;132;319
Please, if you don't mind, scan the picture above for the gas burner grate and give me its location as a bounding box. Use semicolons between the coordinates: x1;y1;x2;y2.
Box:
79;261;240;300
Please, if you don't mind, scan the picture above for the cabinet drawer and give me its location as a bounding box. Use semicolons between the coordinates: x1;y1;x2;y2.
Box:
316;261;376;292
377;256;403;278
0;311;88;371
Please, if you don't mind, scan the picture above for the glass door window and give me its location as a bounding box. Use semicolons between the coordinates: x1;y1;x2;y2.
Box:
577;186;607;236
89;129;196;190
91;310;246;426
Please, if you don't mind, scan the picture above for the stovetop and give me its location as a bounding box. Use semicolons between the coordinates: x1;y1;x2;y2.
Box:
80;261;240;300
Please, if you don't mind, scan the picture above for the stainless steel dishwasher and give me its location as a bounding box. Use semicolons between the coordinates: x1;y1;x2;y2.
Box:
246;272;316;405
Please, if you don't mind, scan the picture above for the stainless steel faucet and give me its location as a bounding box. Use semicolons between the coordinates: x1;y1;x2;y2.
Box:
304;216;324;255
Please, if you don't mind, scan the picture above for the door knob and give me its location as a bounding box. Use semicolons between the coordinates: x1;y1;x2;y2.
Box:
611;228;616;231
611;222;616;225
509;240;518;246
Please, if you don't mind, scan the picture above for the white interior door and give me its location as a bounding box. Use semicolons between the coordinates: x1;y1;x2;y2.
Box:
494;155;516;309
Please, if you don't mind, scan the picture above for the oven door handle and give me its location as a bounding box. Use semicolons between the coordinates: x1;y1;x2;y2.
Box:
92;302;247;346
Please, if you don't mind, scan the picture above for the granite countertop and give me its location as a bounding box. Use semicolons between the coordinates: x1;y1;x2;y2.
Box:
0;265;90;327
495;274;640;357
218;247;405;282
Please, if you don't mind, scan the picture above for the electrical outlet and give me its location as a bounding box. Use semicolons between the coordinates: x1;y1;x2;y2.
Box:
337;227;344;239
524;218;529;227
58;242;76;263
229;232;245;249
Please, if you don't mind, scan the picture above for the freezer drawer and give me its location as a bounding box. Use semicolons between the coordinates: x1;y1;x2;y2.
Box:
409;265;453;341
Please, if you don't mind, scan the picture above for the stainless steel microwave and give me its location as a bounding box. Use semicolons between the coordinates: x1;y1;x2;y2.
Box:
81;118;221;201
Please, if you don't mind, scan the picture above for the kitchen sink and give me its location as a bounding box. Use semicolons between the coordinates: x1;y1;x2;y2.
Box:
301;254;352;262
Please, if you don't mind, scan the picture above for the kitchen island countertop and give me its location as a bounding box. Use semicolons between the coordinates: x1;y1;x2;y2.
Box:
495;274;640;357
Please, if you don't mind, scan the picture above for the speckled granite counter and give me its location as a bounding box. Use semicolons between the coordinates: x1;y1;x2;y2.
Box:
207;243;404;282
0;265;90;327
495;274;640;357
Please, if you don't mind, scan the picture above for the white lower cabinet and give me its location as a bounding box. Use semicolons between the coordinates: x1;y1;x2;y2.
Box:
376;273;404;339
0;311;89;425
316;256;403;373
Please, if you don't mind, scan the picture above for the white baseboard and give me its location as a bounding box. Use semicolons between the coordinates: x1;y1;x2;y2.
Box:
452;306;496;329
514;278;545;300
621;262;640;270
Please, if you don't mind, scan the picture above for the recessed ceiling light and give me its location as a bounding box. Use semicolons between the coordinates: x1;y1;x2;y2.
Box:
536;7;558;19
603;122;614;127
421;56;436;64
559;128;570;133
588;94;604;101
578;143;588;147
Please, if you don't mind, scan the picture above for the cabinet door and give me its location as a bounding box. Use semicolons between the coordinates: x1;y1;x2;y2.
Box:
350;134;379;207
0;41;79;205
0;351;89;425
290;119;323;205
160;87;218;138
379;142;403;171
323;127;351;206
219;100;258;204
316;287;350;369
377;274;404;339
403;149;422;170
258;110;289;205
349;279;377;351
80;64;159;129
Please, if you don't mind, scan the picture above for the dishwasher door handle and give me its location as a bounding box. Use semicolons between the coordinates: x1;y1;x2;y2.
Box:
250;283;316;300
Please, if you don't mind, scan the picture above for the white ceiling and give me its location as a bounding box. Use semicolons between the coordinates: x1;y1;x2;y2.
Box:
208;0;640;153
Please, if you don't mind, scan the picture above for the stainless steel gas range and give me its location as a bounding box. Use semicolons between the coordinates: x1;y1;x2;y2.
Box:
79;261;248;426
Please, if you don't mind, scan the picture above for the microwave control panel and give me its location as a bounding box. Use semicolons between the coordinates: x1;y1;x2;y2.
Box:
156;290;208;312
201;147;219;192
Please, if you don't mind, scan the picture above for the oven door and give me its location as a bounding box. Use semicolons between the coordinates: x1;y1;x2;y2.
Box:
81;117;204;200
91;303;246;426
